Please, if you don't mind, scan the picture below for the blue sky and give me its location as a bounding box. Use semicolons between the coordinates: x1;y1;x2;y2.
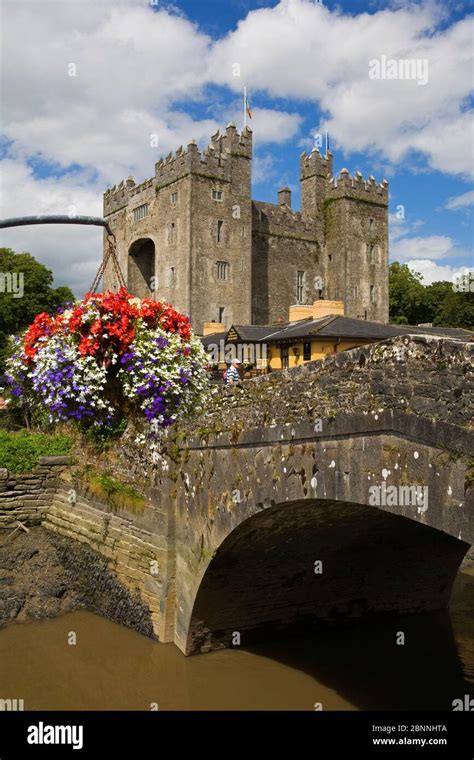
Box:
0;0;472;294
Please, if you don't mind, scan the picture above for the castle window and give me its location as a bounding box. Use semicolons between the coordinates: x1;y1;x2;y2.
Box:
133;203;148;222
368;244;377;264
334;287;340;300
370;285;376;303
217;220;224;243
218;306;225;323
171;192;178;204
212;190;223;202
216;261;229;281
353;285;358;299
296;270;305;304
328;254;332;262
169;267;175;287
167;221;178;245
303;341;311;361
369;218;374;230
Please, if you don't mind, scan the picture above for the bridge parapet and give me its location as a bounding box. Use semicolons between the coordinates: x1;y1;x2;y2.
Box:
178;334;473;442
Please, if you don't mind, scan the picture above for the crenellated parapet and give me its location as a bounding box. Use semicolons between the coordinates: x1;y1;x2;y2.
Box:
300;147;333;181
103;123;253;214
327;168;389;206
104;176;142;216
252;201;316;239
153;123;252;189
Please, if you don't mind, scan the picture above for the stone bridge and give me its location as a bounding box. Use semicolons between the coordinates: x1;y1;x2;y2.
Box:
44;335;473;655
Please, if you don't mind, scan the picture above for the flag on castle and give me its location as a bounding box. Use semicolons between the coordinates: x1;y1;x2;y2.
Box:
243;86;252;127
246;94;252;120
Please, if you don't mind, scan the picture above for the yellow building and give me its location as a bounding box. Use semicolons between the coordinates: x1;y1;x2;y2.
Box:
202;301;473;374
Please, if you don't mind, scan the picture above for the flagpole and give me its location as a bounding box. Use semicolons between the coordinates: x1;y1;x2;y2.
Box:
244;85;247;130
325;130;328;156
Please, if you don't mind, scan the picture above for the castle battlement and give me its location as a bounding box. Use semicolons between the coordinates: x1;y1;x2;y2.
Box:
327;168;389;205
253;201;315;238
103;121;388;328
300;148;333;180
153;123;252;189
104;175;146;215
104;124;253;215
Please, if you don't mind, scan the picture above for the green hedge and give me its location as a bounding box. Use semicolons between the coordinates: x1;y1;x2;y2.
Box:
0;430;72;473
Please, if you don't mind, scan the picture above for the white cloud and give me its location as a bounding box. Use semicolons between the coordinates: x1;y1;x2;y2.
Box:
208;0;473;177
391;234;459;262
1;0;472;296
252;153;275;184
405;259;472;285
0;159;103;295
445;190;474;210
234;108;302;146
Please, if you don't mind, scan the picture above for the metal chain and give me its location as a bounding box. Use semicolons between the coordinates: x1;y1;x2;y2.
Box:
89;235;126;293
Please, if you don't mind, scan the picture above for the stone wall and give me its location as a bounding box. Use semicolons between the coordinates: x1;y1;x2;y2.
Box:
102;123;389;331
0;456;70;530
0;458;175;642
178;335;473;438
42;486;175;641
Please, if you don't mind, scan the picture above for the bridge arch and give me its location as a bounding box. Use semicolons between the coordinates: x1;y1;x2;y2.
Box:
184;498;469;655
128;237;155;298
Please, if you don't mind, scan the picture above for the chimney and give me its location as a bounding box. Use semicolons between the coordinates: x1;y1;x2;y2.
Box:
312;300;345;320
278;187;291;207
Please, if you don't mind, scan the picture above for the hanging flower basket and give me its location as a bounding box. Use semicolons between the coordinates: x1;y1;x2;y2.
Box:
6;288;209;430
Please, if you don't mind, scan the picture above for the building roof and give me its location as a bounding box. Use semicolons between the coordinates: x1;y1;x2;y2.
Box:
200;314;473;347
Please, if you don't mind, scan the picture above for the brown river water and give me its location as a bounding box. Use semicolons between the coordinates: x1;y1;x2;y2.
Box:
0;569;472;711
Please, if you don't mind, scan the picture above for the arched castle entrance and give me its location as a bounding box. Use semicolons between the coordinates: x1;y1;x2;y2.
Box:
128;238;155;298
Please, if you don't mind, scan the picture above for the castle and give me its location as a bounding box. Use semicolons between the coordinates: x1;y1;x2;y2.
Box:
103;123;389;332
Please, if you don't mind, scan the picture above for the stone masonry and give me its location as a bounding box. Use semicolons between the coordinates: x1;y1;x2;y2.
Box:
103;124;389;331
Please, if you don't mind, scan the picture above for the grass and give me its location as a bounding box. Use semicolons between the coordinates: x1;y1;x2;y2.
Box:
0;430;72;473
86;471;146;514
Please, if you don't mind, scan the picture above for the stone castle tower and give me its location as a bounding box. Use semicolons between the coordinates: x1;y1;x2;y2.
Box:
103;123;389;331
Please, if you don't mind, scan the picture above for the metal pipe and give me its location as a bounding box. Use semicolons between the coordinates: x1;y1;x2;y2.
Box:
0;215;113;236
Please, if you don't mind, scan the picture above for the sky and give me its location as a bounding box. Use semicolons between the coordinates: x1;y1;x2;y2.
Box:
0;0;472;296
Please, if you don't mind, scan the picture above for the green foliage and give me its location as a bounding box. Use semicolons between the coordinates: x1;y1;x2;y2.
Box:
389;262;426;325
0;430;72;472
85;469;146;514
0;247;75;370
389;263;473;329
81;417;128;451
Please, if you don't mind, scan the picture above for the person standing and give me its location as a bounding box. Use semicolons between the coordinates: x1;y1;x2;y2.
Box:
225;358;241;386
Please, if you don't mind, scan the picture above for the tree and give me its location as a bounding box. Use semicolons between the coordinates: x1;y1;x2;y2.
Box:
389;262;474;329
389;262;426;324
433;288;474;329
0;247;74;370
